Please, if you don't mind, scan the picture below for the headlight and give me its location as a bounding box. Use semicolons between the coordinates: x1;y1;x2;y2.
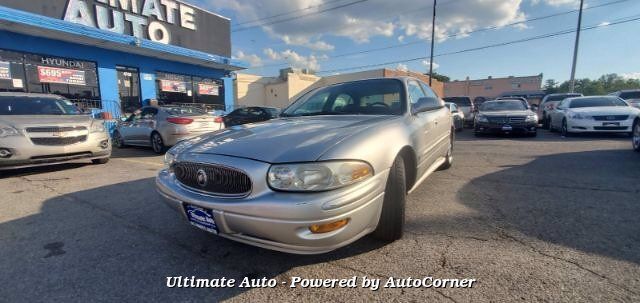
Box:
90;120;106;133
476;115;488;123
268;161;373;192
164;151;176;170
568;112;589;120
0;125;19;138
526;114;538;122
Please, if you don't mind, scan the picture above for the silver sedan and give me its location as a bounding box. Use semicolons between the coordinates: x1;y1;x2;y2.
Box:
156;77;454;254
113;106;224;154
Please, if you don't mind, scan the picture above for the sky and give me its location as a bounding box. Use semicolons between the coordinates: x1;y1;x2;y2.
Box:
190;0;640;83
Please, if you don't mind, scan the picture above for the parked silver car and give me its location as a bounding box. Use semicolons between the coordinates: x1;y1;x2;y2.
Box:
445;102;464;131
0;93;111;170
113;106;224;154
156;77;454;254
443;96;474;127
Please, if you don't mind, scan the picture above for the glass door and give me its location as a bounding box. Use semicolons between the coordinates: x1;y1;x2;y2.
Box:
117;66;141;114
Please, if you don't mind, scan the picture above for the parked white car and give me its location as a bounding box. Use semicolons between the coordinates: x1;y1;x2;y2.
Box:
549;96;640;136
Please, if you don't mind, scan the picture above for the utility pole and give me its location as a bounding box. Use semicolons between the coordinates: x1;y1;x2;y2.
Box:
569;0;584;93
428;0;437;86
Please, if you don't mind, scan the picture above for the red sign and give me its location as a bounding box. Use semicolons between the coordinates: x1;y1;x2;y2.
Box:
37;66;86;85
198;83;219;96
160;80;187;93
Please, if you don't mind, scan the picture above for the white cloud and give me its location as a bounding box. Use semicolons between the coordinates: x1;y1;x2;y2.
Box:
263;48;322;71
205;0;529;48
532;0;580;7
233;50;263;67
422;60;439;70
396;63;409;72
621;72;640;80
598;21;611;27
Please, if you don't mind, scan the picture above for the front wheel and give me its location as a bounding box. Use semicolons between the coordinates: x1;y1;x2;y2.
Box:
372;156;406;242
439;130;454;170
112;131;126;148
151;132;166;154
561;119;571;137
633;120;640;152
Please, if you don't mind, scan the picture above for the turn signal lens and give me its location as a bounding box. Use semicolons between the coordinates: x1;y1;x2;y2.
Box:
309;219;350;234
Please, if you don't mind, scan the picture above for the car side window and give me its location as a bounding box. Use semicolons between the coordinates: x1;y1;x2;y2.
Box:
248;108;264;116
419;82;439;99
140;108;157;119
407;81;427;104
451;104;458;112
232;108;249;117
557;100;568;109
332;94;354;111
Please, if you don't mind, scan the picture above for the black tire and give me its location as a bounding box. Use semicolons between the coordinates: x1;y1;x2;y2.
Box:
112;131;126;148
372;156;406;242
633;120;640;152
529;131;538;137
151;132;166;154
542;113;550;129
92;158;110;165
439;130;454;170
561;119;571;137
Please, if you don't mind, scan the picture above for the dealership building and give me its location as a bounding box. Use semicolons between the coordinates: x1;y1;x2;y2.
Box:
0;0;244;115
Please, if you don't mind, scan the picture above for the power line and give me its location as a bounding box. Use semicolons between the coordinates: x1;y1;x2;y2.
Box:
244;0;629;70
232;0;372;32
316;15;640;75
233;0;348;27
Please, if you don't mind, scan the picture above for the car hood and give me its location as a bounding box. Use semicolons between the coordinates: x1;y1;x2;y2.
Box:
177;115;398;163
570;107;639;115
0;115;93;127
479;110;532;117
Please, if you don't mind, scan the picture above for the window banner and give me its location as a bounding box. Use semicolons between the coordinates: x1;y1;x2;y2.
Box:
198;83;219;96
160;80;187;93
0;61;11;80
37;66;86;85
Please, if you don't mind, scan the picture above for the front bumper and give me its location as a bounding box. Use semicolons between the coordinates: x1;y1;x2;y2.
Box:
567;119;634;133
155;155;388;254
474;122;537;134
0;132;111;170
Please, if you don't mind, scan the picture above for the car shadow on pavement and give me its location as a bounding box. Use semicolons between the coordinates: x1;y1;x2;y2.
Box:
110;146;162;159
455;129;632;142
0;163;89;178
0;177;386;302
456;148;640;265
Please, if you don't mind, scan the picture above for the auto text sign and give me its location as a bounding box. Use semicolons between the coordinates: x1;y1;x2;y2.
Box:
37;66;87;86
0;61;11;79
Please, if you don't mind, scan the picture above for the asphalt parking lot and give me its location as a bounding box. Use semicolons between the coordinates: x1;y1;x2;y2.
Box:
1;130;639;302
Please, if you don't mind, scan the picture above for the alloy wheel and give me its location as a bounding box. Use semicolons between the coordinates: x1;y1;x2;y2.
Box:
152;133;164;153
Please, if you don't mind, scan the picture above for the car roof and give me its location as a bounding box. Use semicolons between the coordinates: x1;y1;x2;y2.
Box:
546;93;582;96
0;92;65;99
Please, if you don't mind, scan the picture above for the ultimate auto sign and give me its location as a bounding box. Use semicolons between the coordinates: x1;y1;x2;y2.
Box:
0;0;231;57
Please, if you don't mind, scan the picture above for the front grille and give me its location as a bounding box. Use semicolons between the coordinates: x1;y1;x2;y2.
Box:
487;116;527;125
592;115;628;121
594;126;628;131
172;162;252;197
31;136;87;146
26;126;87;133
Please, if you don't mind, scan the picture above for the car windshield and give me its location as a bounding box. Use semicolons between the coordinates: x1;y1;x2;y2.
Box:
546;94;581;102
163;106;206;116
569;97;628;108
480;101;527;111
0;96;81;115
619;91;640;99
265;108;280;117
443;97;471;106
282;79;404;117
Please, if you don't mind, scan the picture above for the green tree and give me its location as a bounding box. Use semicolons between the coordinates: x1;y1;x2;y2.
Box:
553;74;640;95
544;79;558;94
426;72;450;83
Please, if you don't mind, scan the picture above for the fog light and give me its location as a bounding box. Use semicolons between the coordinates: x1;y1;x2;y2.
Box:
99;140;109;149
0;148;12;158
309;219;350;234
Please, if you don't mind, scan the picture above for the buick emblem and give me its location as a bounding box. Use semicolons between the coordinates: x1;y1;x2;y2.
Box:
196;169;208;187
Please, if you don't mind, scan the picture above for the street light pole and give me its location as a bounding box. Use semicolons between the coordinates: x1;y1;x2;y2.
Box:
428;0;437;86
569;0;584;93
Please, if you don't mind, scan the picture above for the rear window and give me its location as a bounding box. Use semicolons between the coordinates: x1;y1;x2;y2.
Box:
0;96;81;115
619;91;640;100
443;97;471;106
163;106;206;116
569;97;628;108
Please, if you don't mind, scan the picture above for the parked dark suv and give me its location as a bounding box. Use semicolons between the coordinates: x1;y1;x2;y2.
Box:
223;106;280;127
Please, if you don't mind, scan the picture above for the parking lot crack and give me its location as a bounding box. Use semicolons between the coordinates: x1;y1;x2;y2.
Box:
493;227;640;297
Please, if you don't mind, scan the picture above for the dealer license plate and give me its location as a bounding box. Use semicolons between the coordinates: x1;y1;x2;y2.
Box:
184;204;218;234
502;125;513;131
602;122;620;127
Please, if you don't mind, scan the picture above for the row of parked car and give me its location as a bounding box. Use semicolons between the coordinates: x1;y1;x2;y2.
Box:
443;89;640;151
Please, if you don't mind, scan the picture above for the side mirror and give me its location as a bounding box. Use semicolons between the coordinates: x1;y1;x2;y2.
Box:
412;97;442;114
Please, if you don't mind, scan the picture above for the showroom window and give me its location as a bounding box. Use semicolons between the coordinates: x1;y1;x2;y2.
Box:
156;72;224;107
0;49;100;100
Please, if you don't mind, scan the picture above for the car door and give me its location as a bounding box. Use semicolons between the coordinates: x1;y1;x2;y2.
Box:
420;82;450;157
127;107;157;144
248;107;269;123
407;80;439;177
118;113;139;143
226;108;248;126
550;99;569;129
